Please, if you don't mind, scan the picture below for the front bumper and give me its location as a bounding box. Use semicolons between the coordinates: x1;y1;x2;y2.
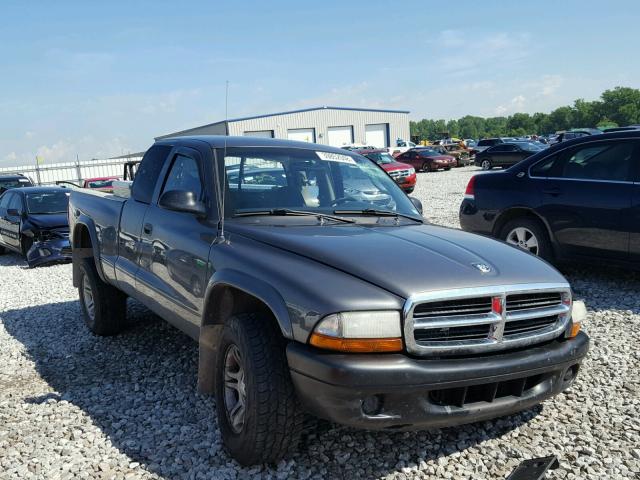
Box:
26;238;72;268
287;332;589;430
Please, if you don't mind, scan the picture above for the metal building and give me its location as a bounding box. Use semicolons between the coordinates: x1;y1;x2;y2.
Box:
155;106;410;148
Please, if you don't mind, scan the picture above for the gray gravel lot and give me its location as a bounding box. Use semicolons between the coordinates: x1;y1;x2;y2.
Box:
1;166;639;479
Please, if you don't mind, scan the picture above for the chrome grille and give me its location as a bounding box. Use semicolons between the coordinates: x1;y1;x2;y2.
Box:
388;169;411;179
404;284;571;356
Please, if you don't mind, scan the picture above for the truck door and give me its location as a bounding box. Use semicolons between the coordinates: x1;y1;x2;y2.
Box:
114;144;172;295
136;146;215;333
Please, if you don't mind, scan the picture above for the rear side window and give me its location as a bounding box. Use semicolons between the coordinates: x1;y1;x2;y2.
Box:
558;142;635;182
0;192;13;209
530;155;558;177
132;145;172;204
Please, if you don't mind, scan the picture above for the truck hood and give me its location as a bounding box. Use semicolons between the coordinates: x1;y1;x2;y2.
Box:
228;223;567;299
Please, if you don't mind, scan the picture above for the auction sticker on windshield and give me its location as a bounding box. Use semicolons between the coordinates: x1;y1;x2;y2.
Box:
316;151;356;165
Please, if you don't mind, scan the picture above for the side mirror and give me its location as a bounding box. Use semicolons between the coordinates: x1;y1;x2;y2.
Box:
159;190;206;217
409;196;423;215
7;208;19;217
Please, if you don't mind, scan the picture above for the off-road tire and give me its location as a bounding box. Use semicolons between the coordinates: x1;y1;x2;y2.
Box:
78;257;127;335
215;313;305;465
499;217;553;261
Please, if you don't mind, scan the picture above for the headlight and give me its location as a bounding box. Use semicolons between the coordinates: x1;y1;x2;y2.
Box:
408;168;415;175
309;311;403;352
567;300;586;338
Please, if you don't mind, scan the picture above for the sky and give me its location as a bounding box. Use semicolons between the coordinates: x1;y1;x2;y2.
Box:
1;0;639;167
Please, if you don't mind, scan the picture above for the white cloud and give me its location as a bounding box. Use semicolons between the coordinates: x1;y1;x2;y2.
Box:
437;29;466;48
494;95;527;116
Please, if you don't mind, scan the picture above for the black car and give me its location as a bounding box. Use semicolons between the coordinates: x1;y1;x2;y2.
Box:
474;141;545;170
0;173;34;194
0;186;72;267
460;131;640;267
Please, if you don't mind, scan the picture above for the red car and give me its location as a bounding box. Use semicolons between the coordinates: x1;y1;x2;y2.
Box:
82;176;120;193
355;149;417;193
395;148;457;172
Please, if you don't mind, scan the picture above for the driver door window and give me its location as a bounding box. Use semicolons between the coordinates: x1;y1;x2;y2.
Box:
161;154;203;199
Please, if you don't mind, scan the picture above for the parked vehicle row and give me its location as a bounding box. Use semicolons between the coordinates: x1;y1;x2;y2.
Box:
460;130;640;268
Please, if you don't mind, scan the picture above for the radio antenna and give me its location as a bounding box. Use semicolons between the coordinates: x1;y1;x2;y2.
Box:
216;80;229;243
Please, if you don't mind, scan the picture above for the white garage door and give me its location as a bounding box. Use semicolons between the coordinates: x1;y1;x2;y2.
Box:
287;128;315;143
365;124;389;148
243;130;273;138
327;126;353;147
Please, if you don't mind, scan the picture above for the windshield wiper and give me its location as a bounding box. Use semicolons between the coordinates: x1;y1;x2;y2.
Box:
234;208;355;224
333;208;423;223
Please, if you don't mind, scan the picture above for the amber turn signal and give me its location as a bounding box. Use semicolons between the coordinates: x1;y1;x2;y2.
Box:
569;322;581;338
309;333;403;353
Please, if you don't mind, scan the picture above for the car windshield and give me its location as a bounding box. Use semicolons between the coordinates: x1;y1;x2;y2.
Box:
365;152;396;165
515;142;544;152
222;147;419;218
417;149;438;157
25;191;70;214
0;178;31;192
87;179;115;189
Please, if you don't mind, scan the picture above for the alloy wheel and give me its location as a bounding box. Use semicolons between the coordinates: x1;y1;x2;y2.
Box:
223;344;247;434
506;227;539;255
481;159;491;170
82;275;95;321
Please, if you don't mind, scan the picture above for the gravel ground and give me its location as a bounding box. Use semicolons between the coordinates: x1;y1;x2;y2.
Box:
1;166;639;479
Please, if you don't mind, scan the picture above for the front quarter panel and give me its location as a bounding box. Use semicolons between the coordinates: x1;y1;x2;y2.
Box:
207;232;404;343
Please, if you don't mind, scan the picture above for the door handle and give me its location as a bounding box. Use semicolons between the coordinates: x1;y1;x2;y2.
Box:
143;223;153;234
543;188;561;196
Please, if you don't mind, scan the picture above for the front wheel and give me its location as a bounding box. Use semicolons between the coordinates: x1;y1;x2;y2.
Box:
480;159;492;170
500;218;552;260
422;162;431;172
215;313;305;465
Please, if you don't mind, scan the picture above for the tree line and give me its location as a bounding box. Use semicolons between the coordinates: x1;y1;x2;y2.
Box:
410;86;640;140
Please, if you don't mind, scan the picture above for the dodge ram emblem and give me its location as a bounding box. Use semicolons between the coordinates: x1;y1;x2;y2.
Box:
472;263;492;273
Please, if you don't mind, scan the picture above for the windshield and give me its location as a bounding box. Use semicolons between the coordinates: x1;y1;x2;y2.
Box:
515;142;544;152
416;149;439;157
87;179;115;189
222;147;418;218
25;191;69;214
0;178;31;192
365;152;396;165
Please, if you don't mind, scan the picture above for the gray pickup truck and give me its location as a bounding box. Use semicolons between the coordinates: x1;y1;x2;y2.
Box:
69;136;589;465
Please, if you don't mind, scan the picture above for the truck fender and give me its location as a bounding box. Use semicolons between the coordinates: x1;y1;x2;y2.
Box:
197;269;293;395
71;215;107;287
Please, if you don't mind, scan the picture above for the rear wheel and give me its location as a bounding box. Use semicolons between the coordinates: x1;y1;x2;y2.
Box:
78;258;127;335
215;313;305;465
500;218;552;260
480;159;492;170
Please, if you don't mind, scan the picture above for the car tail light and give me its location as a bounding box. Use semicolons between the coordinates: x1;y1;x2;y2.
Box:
464;176;475;199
